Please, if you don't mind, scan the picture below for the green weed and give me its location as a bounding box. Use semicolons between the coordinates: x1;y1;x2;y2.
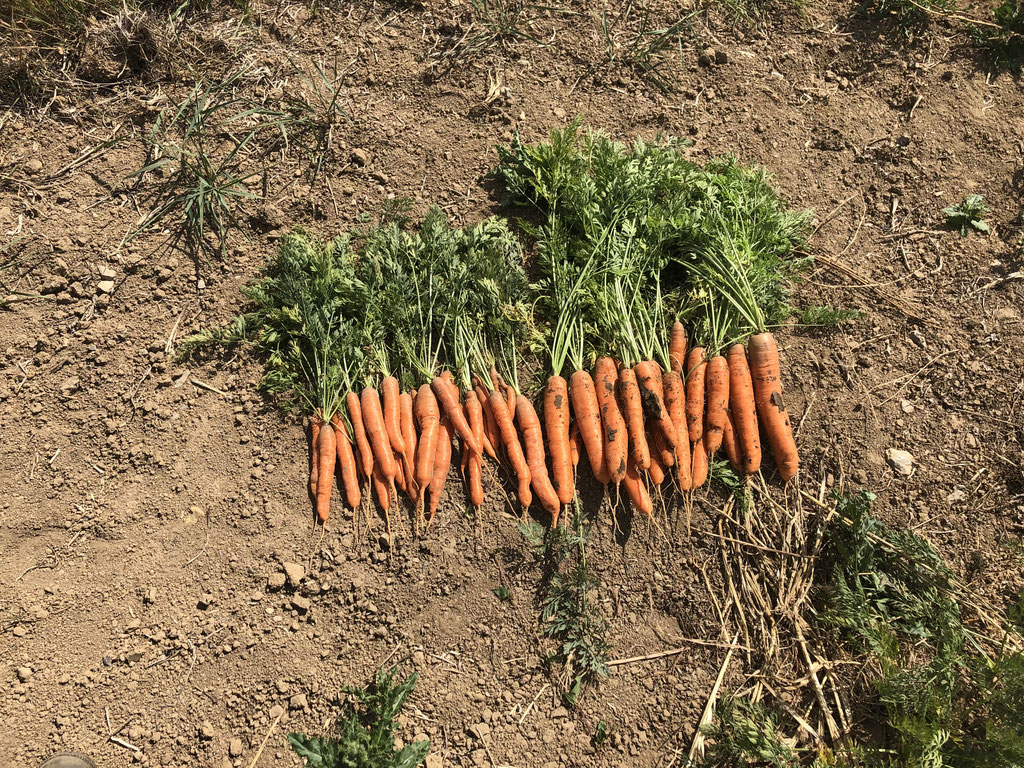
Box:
701;695;800;768
462;0;558;53
794;305;860;327
972;0;1024;69
601;2;696;92
854;0;953;36
944;194;991;235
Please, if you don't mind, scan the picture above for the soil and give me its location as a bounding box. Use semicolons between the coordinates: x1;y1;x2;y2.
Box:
2;2;1023;767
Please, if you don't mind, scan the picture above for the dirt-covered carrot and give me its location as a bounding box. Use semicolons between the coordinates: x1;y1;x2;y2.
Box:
691;439;709;489
685;347;707;442
473;379;500;460
595;357;627;484
669;321;688;374
634;361;677;449
309;416;321;497
569;421;581;469
489;390;532;508
347;392;373;480
623;456;653;516
663;370;691;490
617;366;650;470
427;416;452;522
703;355;730;456
382;376;405;457
544;375;573;506
361;387;396;480
722;412;743;474
414;383;440;490
647;427;667;486
315;420;336;522
331;414;361;510
727;343;762;475
516;394;561;522
399;391;419;503
432;376;480;457
568;370;608;484
748;332;798;481
652;429;675;468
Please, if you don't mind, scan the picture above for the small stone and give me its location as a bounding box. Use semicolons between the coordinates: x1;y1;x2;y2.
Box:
411;650;426;667
197;593;215;610
551;706;568;718
472;722;491;738
267;573;287;590
199;721;216;740
350;148;369;166
291;596;311;614
98;265;117;280
17;666;32;682
96;280;115;295
269;704;285;719
282;562;305;588
947;489;966;503
25;158;43;174
886;448;915;477
289;693;308;710
12;626;28;637
229;738;243;757
698;47;716;66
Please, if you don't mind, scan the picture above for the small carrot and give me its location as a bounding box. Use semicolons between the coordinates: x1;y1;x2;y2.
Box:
427;416;452;522
544;375;574;506
414;383;440;490
569;421;581;468
517;394;562;522
691;439;709;489
372;462;390;511
568;370;608;485
623;456;653;516
393;449;407;494
381;376;405;457
361;387;396;480
669;321;688;374
595;357;627;484
315;419;336;522
504;382;516;420
663;370;691;490
433;376;481;457
399;391;419;503
652;428;675;468
703;355;730;456
331;414;361;509
347;392;373;480
309;415;321;497
634;360;677;449
467;452;483;507
685;347;707;442
465;391;485;507
474;379;500;460
728;343;762;475
748;332;799;481
489;390;532;508
617;366;650;470
647;427;667;486
722;411;743;474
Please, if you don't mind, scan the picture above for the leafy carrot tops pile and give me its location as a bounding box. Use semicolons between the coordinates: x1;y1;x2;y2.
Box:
186;123;812;533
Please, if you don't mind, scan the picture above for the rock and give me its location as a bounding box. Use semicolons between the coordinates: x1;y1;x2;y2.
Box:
886;448;915;477
199;721;216;740
425;756;443;768
551;706;568;718
350;148;369;166
60;376;81;395
282;562;305;588
96;280;115;295
269;704;285;719
267;573;287;590
98;265;117;280
698;47;717;66
197;593;215;610
947;489;966;503
472;722;491;738
12;626;28;637
25;158;43;174
291;596;311;614
229;738;243;757
289;693;308;710
17;666;33;682
412;650;426;667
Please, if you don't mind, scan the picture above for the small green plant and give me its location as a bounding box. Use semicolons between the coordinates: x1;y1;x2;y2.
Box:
288;667;430;768
601;2;696;92
854;0;953;35
973;0;1024;69
462;0;556;53
794;305;861;327
944;194;991;235
701;695;800;768
594;719;610;747
493;585;511;601
277;55;351;185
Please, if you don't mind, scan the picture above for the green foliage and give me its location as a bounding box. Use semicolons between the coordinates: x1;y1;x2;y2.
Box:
288;667;429;768
973;0;1024;70
794;305;861;327
701;695;800;768
594;719;610;747
854;0;953;35
493;585;511;601
601;2;696;92
943;195;991;236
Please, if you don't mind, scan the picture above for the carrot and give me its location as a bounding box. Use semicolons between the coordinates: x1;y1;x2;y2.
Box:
568;370;608;484
381;376;405;457
309;416;321;497
489;390;532;508
595;357;627;484
544;375;573;506
331;414;361;509
634;361;677;449
427;416;452;522
347;392;373;480
748;332;799;481
691;439;708;489
361;387;396;480
569;421;581;468
414;383;440;490
473;379;500;460
399;391;419;503
465;391;485;507
372;462;390;511
517;393;561;522
432;376;481;457
315;420;336;522
663;370;691;490
647;429;667;486
722;411;743;474
703;355;730;456
504;382;516;420
393;449;407;494
617;366;650;470
652;429;675;468
727;343;762;475
669;321;688;374
685;347;707;442
623;456;653;516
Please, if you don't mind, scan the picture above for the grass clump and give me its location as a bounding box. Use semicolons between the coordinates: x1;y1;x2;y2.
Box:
600;2;696;93
943;194;991;235
288;667;430;768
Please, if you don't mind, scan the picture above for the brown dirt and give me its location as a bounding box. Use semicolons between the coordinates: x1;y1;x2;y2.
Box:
2;1;1023;767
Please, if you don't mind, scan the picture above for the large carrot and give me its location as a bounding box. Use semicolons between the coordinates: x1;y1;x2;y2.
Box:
617;366;650;470
634;361;677;449
685;347;707;442
465;392;485;507
669;321;688;373
331;414;361;509
691;439;708;489
663;370;691;490
727;343;762;475
489;390;532;508
427;416;452;521
399;391;419;503
703;355;730;456
748;332;799;481
361;387;396;480
517;394;561;522
432;376;480;456
623;456;653;516
568;370;608;485
722;412;743;474
414;383;440;489
381;376;405;457
315;420;336;522
544;375;573;506
309;416;321;497
595;357;627;484
347;392;373;479
473;379;500;460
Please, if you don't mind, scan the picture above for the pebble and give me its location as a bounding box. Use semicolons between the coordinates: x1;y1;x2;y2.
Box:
291;596;311;614
269;704;285;719
350;148;369;166
282;562;305;588
199;721;216;740
289;693;308;710
267;573;287;590
886;448;915;477
25;158;43;174
17;667;33;682
229;738;243;757
96;280;115;295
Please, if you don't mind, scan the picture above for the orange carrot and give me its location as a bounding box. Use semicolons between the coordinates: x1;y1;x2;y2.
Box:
568;370;608;484
722;411;743;474
504;382;516;420
647;428;667;486
569;421;581;468
361;387;396;480
727;343;762;475
544;375;573;506
427;416;452;521
399;391;419;503
432;376;480;456
595;357;627;484
315;420;336;522
331;414;361;510
489;390;532;508
347;392;373;480
634;360;677;449
703;355;730;456
669;321;688;374
393;449;407;494
623;456;653;516
381;376;405;457
474;379;500;460
372;462;390;511
309;415;321;497
685;347;707;442
414;383;440;489
748;332;798;481
465;391;485;507
617;366;650;470
516;394;561;522
663;370;691;490
652;428;675;468
691;439;708;489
